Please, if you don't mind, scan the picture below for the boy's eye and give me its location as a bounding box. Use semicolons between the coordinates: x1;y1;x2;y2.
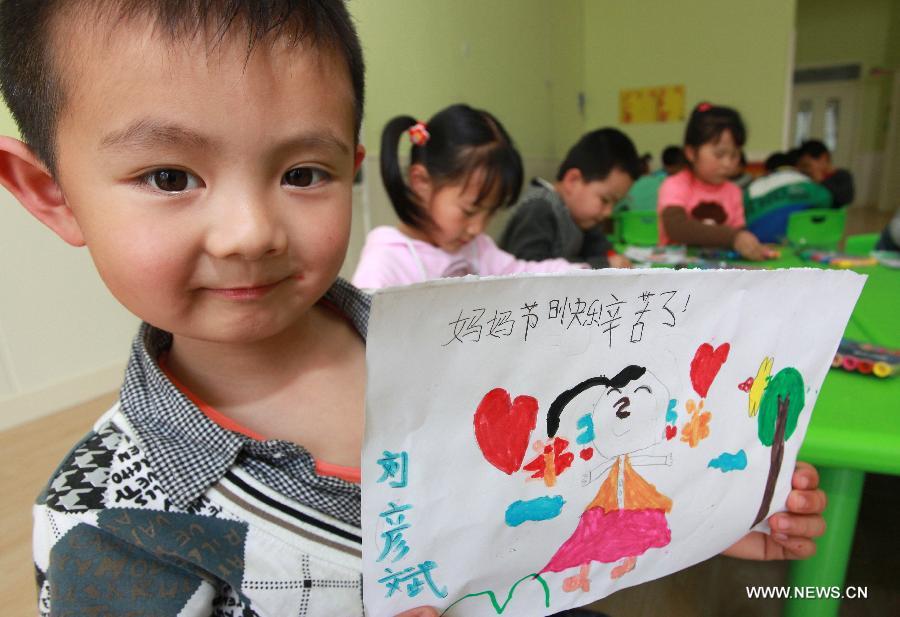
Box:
283;167;328;188
146;169;197;192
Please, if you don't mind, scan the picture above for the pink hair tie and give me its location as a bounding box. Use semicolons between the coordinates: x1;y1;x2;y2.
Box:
408;121;430;146
697;102;713;112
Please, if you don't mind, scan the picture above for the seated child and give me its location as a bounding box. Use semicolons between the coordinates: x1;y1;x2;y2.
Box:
0;2;826;615
743;151;833;242
658;103;776;260
500;128;641;267
662;145;687;175
796;139;855;208
616;144;686;213
352;104;578;289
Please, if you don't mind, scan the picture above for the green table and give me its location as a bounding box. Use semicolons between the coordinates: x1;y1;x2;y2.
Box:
777;255;899;617
660;251;898;616
626;248;898;615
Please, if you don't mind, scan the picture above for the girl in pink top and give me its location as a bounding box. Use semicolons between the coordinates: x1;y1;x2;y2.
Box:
657;103;775;261
352;104;579;289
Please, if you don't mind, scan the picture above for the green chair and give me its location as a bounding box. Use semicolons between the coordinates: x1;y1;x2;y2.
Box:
615;210;659;246
843;232;880;256
786;209;846;250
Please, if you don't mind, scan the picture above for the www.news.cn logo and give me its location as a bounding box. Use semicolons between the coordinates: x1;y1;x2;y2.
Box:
746;586;868;600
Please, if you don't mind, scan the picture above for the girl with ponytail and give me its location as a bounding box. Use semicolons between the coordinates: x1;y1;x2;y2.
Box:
352;104;581;289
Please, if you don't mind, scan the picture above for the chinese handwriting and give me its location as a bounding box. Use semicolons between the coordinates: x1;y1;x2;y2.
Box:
445;289;692;347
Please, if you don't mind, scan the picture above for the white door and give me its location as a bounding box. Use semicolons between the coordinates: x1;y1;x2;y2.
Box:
789;79;860;169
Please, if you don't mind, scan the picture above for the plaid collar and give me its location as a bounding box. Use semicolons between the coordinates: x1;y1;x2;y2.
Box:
118;278;371;510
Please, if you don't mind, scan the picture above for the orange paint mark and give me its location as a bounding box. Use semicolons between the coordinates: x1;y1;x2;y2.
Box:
543;450;557;487
680;399;711;448
562;564;591;592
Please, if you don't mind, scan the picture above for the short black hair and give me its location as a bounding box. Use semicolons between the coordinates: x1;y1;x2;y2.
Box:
785;148;802;167
684;102;746;149
799;139;830;159
556;128;641;182
546;365;647;437
661;145;685;167
380;104;523;231
764;152;789;172
0;0;365;175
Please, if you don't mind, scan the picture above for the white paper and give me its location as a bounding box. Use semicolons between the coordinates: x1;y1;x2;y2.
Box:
362;268;864;617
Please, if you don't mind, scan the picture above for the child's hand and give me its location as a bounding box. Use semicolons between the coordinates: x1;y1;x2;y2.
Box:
394;608;439;617
722;461;826;560
608;253;633;268
733;230;770;261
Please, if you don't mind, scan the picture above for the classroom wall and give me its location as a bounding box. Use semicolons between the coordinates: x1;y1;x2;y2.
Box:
796;0;898;152
580;0;796;162
347;0;586;255
795;0;900;210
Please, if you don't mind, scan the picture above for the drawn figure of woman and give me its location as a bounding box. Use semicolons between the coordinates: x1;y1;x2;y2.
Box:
541;365;673;588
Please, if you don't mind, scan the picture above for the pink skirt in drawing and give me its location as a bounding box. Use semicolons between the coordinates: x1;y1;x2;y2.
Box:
541;507;670;573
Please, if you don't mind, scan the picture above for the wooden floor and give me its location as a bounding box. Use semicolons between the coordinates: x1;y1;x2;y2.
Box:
2;204;895;615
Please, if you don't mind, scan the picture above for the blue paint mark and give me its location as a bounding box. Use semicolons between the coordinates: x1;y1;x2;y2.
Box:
576;413;594;445
666;399;678;424
708;449;747;472
505;496;565;527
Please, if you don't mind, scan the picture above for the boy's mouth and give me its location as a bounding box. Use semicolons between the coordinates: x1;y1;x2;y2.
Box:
205;276;292;300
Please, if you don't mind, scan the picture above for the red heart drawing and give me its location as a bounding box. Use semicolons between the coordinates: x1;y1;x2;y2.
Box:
665;425;677;441
690;342;731;398
474;388;538;475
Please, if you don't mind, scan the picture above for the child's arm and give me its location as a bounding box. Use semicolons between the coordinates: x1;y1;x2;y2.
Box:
630;453;673;467
722;461;826;560
580;224;630;269
660;208;774;261
478;234;582;276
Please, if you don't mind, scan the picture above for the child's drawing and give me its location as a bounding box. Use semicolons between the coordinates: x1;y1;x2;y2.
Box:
539;365;675;585
362;268;864;617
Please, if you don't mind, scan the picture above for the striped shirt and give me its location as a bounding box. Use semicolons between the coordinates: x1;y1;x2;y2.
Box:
34;278;372;616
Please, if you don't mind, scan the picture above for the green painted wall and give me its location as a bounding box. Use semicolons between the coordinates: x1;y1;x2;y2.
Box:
796;0;897;151
351;0;581;161
581;0;795;161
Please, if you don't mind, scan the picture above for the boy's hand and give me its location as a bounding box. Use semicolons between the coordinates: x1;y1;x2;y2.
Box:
394;608;439;617
722;461;826;560
608;253;633;268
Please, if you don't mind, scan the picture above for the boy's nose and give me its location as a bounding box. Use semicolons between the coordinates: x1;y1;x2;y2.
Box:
205;194;288;260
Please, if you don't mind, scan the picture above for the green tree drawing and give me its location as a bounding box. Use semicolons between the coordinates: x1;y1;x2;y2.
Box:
751;367;805;528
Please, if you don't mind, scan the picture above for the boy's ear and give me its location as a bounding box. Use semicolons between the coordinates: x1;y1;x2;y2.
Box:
408;163;432;203
561;167;584;190
0;136;85;246
354;143;366;174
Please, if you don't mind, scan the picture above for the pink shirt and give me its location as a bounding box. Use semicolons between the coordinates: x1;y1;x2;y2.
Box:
656;169;745;245
352;226;580;290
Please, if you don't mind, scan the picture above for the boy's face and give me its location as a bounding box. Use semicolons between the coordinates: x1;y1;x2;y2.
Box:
562;168;633;230
797;153;830;182
50;19;363;344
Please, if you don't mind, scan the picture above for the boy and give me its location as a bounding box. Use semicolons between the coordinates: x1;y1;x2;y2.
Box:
499;128;640;268
0;1;824;615
797;139;855;208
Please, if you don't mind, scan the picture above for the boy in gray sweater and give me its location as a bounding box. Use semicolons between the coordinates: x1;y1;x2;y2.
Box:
500;128;641;268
